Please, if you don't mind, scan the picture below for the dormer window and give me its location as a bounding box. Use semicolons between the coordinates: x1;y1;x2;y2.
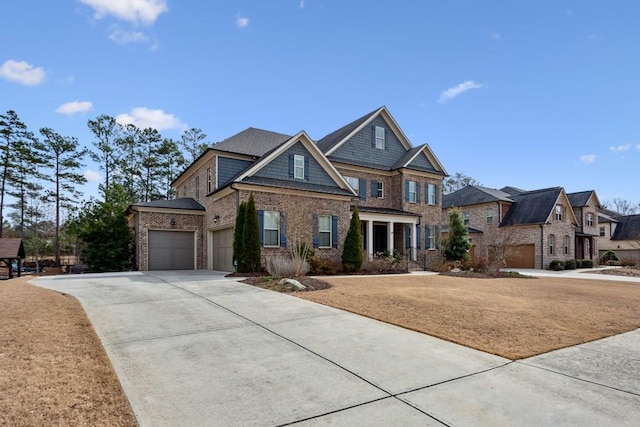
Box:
294;154;305;180
374;126;385;149
587;212;594;227
555;205;564;221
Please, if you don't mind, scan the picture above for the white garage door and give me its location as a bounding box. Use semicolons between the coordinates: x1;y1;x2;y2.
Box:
212;228;234;272
148;230;195;270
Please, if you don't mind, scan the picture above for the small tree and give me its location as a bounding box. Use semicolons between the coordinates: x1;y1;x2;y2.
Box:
342;206;363;272
240;193;261;273
444;208;470;262
232;201;247;271
482;226;517;272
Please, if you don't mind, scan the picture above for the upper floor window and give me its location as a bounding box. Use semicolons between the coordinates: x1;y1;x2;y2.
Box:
318;215;332;248
408;181;417;203
345;176;360;196
564;235;570;255
374;126;385;149
427;184;436;205
587;212;594;227
294;154;305;180
486;208;494;225
375;181;384;198
195;176;200;199
599;226;605;237
264;211;280;247
463;211;470;226
555;205;564;221
207;168;212;193
549;234;555;255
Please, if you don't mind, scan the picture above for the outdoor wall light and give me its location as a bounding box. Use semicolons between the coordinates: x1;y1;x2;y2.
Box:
170;218;177;226
213;215;220;223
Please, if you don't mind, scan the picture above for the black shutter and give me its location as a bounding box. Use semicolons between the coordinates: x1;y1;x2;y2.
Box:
279;211;287;247
312;214;319;248
332;215;339;248
371;180;378;198
304;156;309;180
288;154;294;178
257;210;264;246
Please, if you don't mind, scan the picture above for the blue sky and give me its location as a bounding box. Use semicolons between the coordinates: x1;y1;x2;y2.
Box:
2;0;639;207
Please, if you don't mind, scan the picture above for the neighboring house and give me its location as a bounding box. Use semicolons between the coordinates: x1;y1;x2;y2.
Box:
127;107;448;271
567;190;601;260
442;185;594;269
0;238;25;279
598;211;640;263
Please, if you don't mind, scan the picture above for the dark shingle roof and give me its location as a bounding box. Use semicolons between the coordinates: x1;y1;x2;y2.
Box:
500;186;526;195
0;238;25;259
611;214;640;240
567;190;593;207
213;127;292;157
131;198;205;211
391;145;423;170
443;185;514;209
316;107;380;153
501;187;563;226
355;206;421;217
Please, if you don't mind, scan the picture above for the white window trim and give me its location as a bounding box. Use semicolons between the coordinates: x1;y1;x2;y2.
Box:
555;205;563;221
377;181;384;199
549;234;555;255
427;184;436;205
463;211;470;226
318;215;332;248
486;208;494;225
587;213;594;227
427;226;435;250
207;167;212;193
264;211;280;247
345;176;359;196
294;154;305;180
408;181;416;203
375;126;385;149
564;235;570;255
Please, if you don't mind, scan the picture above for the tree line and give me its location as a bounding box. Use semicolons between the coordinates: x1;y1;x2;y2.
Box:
1;109;209;268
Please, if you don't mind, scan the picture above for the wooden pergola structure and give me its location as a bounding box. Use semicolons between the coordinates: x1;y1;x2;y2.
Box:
0;238;26;279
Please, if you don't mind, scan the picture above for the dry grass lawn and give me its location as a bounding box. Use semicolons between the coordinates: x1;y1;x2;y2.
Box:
0;276;137;426
297;274;640;359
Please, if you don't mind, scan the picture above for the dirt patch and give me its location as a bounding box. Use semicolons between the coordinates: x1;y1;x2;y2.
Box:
0;276;137;426
585;267;640;278
296;274;640;360
242;276;331;292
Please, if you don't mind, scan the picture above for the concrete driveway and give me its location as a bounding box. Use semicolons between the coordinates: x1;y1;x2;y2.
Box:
33;271;639;426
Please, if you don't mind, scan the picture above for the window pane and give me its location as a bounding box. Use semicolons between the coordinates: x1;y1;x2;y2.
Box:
319;232;330;247
377;182;384;198
345;177;359;195
319;215;331;247
264;211;279;228
319;215;331;231
375;126;385;149
294;155;304;179
265;230;279;246
408;181;416;202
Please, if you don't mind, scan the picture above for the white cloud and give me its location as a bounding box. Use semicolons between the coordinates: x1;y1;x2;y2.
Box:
84;170;102;182
79;0;168;25
55;101;93;115
300;1;305;8
115;107;185;131
236;16;249;28
109;26;148;43
610;144;631;152
438;80;485;103
0;60;45;86
580;154;596;164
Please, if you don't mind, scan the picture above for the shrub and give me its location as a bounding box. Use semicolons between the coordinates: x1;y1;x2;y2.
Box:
266;256;308;278
574;259;583;268
471;257;488;273
564;259;577;270
361;256;406;274
310;257;339;275
549;260;565;271
342;206;363;272
443;208;470;262
620;257;638;267
599;250;619;265
581;259;594;268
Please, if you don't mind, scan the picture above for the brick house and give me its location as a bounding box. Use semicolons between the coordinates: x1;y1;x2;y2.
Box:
127;107;448;271
598;211;640;263
442;185;600;269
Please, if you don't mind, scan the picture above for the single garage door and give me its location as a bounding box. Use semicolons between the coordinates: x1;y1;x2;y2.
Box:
148;230;195;270
506;244;535;268
212;228;234;272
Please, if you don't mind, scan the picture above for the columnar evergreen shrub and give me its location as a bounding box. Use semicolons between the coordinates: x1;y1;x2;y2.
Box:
444;208;470;262
342;206;363;272
241;193;262;273
232;201;246;271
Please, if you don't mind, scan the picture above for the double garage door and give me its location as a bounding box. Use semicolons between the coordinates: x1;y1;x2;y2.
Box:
148;230;195;270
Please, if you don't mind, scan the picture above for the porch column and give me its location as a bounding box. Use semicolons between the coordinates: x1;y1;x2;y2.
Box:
411;222;417;261
367;220;374;260
388;221;394;254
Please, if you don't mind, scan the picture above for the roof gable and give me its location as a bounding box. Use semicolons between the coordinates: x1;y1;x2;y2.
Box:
213;127;292;157
501;187;577;226
611;214;640;240
128;198;205;212
235;131;355;196
567;190;600;209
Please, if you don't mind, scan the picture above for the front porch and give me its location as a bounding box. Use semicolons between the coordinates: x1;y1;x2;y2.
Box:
357;207;421;261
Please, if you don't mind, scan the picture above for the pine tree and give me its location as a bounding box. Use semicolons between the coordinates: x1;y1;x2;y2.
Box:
444;208;470;261
241;193;262;273
342;206;363;272
232;201;247;272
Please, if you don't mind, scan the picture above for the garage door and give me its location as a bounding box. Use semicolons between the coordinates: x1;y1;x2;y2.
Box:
506;244;535;268
212;228;234;272
148;231;195;270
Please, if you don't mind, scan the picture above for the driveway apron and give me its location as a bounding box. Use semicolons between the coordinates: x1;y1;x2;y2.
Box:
33;271;640;426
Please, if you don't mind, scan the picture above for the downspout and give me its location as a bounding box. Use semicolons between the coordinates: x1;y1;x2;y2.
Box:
540;224;544;270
